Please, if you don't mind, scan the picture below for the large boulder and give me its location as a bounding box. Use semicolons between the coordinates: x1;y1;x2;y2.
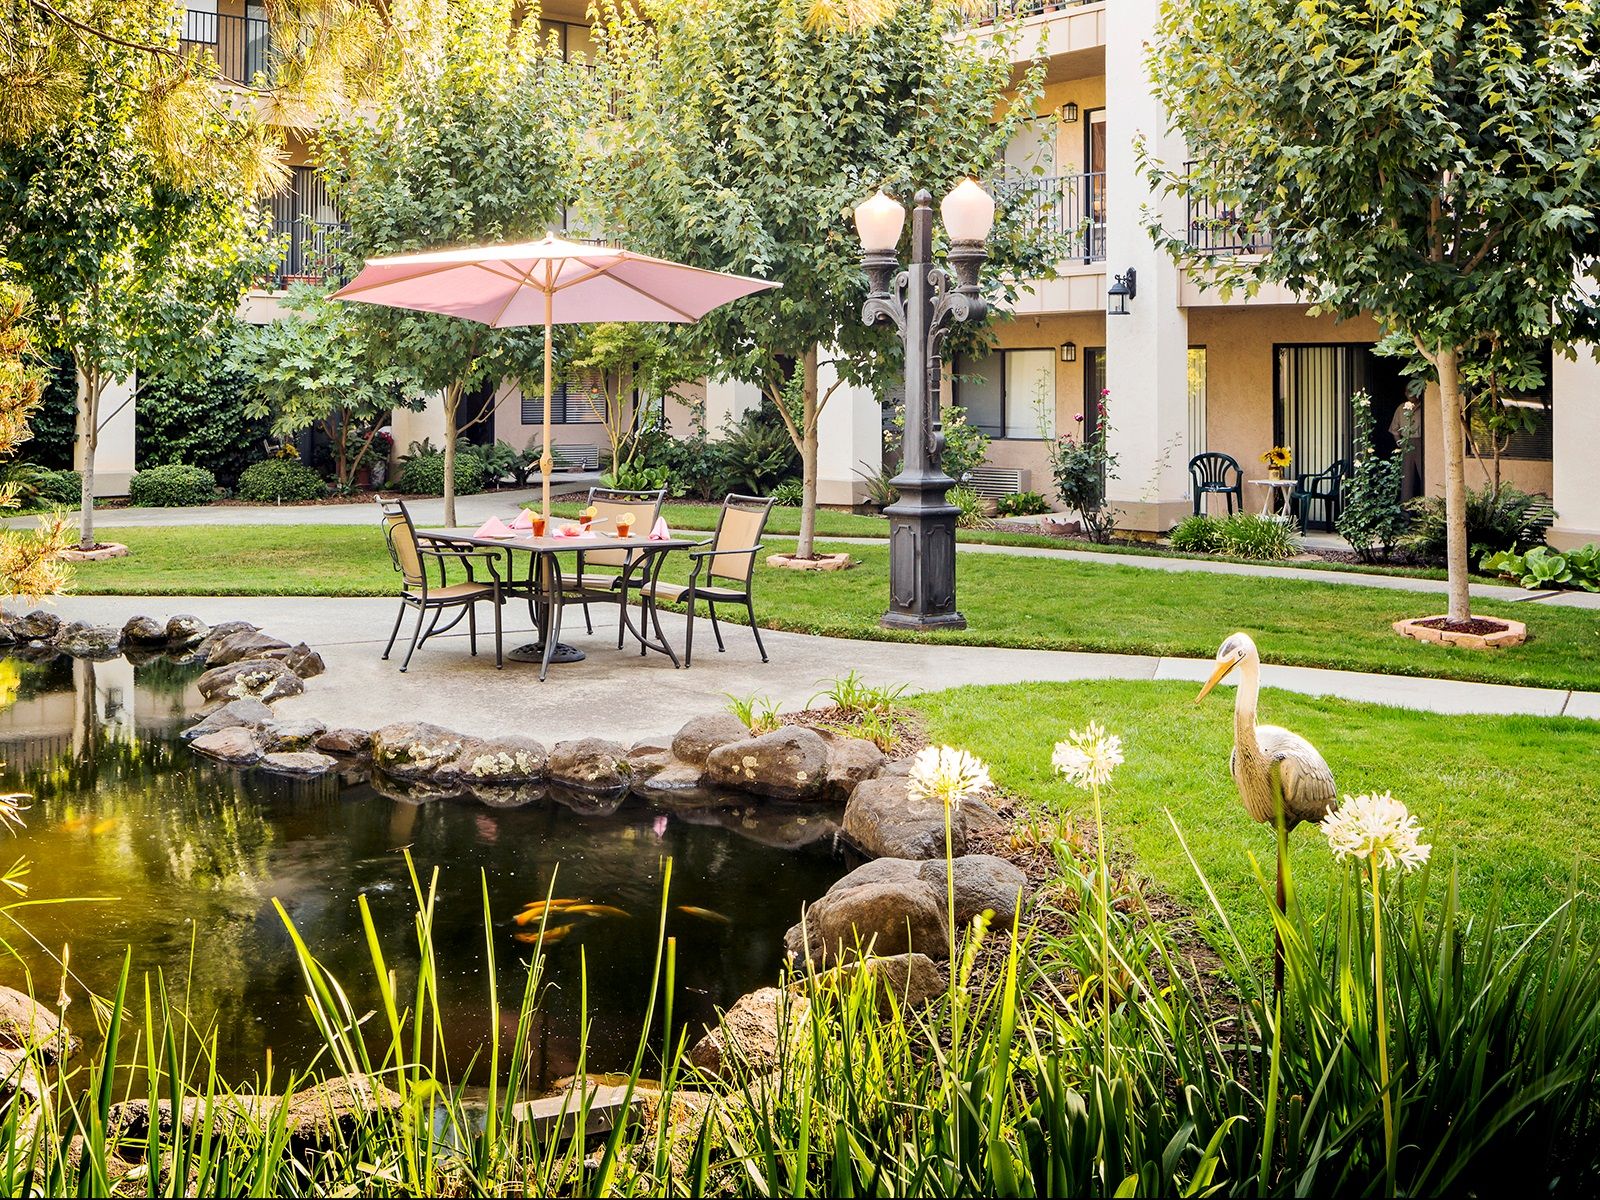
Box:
205;629;292;667
918;855;1029;928
164;613;209;647
0;984;79;1065
370;722;469;782
182;698;274;743
671;714;752;767
820;732;886;802
784;878;947;966
119;614;167;645
824;857;921;897
194;620;258;658
261;750;338;777
191;726;263;766
704;727;828;801
842;777;967;860
448;736;548;786
196;658;305;705
548;737;630;791
10;610;60;642
684;987;811;1080
54;620;122;659
260;642;325;679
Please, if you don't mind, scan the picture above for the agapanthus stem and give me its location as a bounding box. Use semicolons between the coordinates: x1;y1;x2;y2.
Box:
1371;854;1395;1193
1093;781;1110;1073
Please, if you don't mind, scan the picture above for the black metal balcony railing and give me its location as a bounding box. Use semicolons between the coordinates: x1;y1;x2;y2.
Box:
964;0;1102;26
1184;161;1273;255
179;9;272;86
995;172;1107;263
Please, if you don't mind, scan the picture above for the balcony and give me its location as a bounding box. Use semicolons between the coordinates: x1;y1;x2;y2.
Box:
1184;161;1273;256
265;217;345;289
996;172;1107;263
179;8;272;87
963;0;1103;26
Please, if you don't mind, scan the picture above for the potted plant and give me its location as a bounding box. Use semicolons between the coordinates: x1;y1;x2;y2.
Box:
1261;444;1292;480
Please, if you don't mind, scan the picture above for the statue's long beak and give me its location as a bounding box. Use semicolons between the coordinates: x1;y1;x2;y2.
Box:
1194;655;1241;703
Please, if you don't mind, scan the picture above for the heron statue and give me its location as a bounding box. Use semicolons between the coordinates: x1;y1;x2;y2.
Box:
1195;632;1335;992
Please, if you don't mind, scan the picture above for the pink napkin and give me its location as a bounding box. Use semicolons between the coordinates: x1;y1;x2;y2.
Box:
555;523;583;538
510;508;534;530
648;517;671;541
473;515;513;539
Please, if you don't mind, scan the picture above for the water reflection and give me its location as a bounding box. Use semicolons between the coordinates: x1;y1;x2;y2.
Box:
0;653;845;1090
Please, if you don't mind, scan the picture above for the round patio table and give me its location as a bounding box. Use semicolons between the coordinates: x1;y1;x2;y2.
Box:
430;524;700;680
1249;477;1296;518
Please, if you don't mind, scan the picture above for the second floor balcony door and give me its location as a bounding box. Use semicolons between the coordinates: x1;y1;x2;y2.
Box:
1085;109;1106;260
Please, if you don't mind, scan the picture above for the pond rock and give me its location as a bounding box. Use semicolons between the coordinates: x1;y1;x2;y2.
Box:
671;713;752;766
684;986;811;1080
260;642;325;679
197;658;305;705
784;878;947;966
54;620;122;659
164;613;209;647
194;620;258;657
283;1073;403;1146
261;750;338;777
824;856;922;897
629;757;707;799
119;614;168;645
205;629;292;667
625;738;675;783
191;726;263;766
549;737;630;791
918;854;1029;927
819;731;886;802
261;718;328;752
703;727;828;801
315;727;371;757
182;698;274;742
0;983;79;1065
370;721;469;782
10;610;60;642
447;735;548;786
841;777;968;860
800;952;948;1015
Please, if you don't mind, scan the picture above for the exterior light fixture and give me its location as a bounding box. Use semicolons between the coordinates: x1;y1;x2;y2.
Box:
1059;340;1078;363
852;189;907;253
1107;267;1137;316
1058;102;1079;123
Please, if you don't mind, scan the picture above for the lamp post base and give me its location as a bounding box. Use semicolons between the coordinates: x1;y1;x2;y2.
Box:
879;609;967;632
880;486;964;631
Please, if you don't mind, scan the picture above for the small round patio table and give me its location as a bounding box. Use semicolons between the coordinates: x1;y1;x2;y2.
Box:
1249;477;1296;518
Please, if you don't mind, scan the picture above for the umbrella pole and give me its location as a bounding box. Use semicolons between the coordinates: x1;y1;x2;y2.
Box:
541;285;553;520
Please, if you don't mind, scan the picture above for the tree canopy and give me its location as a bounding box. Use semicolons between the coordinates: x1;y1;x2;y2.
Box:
1147;0;1600;619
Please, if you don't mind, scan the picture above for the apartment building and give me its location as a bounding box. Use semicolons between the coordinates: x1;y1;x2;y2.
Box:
114;1;1599;551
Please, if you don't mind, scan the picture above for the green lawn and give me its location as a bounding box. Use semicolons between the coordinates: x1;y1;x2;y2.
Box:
67;526;1600;690
913;680;1600;953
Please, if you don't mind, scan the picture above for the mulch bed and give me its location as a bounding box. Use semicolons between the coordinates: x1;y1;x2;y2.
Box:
1415;615;1512;636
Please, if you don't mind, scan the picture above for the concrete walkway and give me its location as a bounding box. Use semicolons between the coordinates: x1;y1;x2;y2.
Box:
35;595;1600;743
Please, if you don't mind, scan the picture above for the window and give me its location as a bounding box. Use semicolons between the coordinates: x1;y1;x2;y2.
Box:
1468;344;1554;462
522;370;605;425
955;348;1055;440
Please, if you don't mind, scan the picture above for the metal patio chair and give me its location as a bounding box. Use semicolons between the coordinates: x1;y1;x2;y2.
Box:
377;496;504;672
569;486;668;644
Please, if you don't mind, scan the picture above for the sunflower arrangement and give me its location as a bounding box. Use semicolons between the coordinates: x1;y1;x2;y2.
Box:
1261;445;1292;476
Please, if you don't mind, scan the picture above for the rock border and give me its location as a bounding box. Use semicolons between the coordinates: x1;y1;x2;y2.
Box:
765;552;857;572
56;543;130;562
1393;614;1528;650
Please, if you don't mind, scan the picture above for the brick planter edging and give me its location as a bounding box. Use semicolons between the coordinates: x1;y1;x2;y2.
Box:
1393;615;1527;650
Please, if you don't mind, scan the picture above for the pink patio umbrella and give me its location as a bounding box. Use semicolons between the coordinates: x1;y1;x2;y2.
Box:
332;233;779;518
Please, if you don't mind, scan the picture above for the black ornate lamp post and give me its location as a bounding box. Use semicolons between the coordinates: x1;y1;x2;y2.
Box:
855;181;995;631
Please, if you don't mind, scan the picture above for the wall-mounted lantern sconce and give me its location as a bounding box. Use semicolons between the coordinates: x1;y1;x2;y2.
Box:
1058;102;1079;123
1107;267;1137;316
1059;340;1078;363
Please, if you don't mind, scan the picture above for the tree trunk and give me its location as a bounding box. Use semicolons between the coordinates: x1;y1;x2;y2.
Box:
1436;347;1471;623
442;384;460;528
796;345;820;560
76;361;100;550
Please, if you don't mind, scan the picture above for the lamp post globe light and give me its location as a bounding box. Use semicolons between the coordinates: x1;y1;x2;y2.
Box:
855;180;994;631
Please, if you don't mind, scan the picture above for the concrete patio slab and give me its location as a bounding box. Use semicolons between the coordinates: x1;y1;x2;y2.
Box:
26;595;1599;742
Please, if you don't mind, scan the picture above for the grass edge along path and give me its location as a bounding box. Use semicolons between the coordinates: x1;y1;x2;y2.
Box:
60;525;1600;692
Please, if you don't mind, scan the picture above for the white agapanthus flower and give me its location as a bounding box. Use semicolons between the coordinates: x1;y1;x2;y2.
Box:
1051;722;1124;790
905;745;992;810
1321;791;1431;872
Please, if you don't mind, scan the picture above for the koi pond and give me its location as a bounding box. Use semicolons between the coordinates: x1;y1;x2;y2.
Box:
0;652;846;1090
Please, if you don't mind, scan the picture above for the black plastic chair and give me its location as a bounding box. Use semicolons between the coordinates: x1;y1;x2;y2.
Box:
1291;459;1350;530
1188;453;1244;515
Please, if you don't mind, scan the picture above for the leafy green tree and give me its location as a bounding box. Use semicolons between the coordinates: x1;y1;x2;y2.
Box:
568;323;708;484
0;4;276;547
229;286;423;489
1147;0;1600;622
0;282;72;600
587;0;1060;559
317;0;591;525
